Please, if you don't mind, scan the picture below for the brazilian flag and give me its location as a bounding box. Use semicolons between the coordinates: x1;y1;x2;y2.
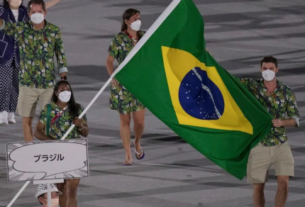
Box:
114;0;272;179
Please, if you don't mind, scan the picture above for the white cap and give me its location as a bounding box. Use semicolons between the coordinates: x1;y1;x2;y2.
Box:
35;183;62;198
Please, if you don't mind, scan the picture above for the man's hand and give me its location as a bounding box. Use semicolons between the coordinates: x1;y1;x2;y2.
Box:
273;118;297;128
60;72;67;80
272;119;282;127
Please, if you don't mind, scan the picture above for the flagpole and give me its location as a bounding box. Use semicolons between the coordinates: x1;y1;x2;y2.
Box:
6;181;30;207
6;0;182;206
62;0;181;140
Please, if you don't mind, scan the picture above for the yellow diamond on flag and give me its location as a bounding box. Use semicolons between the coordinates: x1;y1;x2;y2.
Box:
162;46;253;134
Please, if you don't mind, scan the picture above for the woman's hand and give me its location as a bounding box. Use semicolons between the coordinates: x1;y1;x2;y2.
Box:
111;78;119;87
73;118;83;128
73;118;89;137
34;121;53;141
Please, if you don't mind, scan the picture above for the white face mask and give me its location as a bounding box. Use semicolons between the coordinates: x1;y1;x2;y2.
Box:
51;198;59;207
58;91;71;103
30;12;44;24
9;0;21;8
262;69;275;81
43;198;59;207
130;20;141;31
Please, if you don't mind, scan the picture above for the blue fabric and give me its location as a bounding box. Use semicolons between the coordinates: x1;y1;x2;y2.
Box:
0;5;28;65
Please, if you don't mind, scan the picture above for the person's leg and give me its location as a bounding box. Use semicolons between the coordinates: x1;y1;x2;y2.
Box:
247;144;271;207
57;181;67;207
132;109;145;158
0;111;8;125
275;176;289;207
120;113;132;164
8;63;20;123
37;87;53;112
253;183;265;207
23;87;52;141
65;179;80;207
273;141;294;207
17;85;38;141
0;62;11;125
22;117;33;141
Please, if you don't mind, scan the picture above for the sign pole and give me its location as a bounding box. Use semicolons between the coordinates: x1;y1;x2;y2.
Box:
6;139;87;207
33;180;64;207
47;184;52;207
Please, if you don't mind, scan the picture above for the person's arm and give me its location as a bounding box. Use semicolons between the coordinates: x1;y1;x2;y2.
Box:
0;18;21;37
54;28;68;79
106;55;115;76
237;77;252;86
106;54;119;86
45;0;61;9
73;118;89;137
272;118;296;127
34;122;53;140
106;36;119;86
285;90;300;127
273;90;300;128
72;105;89;137
235;77;257;92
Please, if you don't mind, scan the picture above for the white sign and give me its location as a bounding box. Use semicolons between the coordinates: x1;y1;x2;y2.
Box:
6;139;89;181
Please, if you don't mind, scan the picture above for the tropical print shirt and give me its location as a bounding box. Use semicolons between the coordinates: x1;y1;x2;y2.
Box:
108;30;145;64
239;78;300;146
108;31;146;114
39;102;87;140
0;20;67;88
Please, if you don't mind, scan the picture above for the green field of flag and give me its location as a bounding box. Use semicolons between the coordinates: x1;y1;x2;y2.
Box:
114;0;272;179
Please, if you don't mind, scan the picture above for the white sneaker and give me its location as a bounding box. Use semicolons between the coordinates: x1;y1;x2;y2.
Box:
0;111;9;125
8;112;16;124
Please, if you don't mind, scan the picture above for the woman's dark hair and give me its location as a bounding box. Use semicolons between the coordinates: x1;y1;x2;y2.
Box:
37;194;44;205
3;0;23;7
52;80;80;119
3;0;9;7
121;8;140;31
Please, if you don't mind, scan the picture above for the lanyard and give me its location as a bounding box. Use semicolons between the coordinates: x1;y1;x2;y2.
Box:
124;30;138;43
50;106;67;125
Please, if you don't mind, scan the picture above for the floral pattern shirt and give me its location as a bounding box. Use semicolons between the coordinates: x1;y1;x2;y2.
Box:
39;102;87;140
0;20;67;88
239;78;300;146
108;31;145;64
108;31;146;114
